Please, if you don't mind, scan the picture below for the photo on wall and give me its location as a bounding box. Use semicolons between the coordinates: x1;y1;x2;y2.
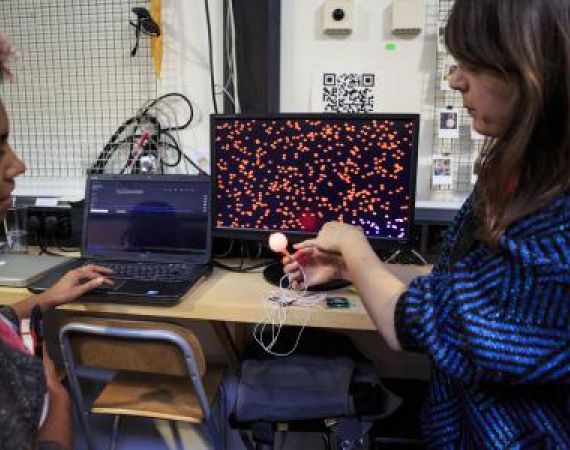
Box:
432;155;453;186
471;150;479;184
441;59;458;91
438;108;460;139
437;21;447;53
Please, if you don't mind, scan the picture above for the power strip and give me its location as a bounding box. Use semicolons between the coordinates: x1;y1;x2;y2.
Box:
26;206;73;246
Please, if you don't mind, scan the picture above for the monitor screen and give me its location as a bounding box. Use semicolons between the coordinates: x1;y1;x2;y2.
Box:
212;114;419;248
84;175;210;258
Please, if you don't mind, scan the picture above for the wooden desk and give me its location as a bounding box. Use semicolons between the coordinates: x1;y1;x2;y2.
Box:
0;263;430;367
0;264;430;331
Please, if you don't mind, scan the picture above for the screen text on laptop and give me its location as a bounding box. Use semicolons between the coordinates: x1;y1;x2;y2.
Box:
85;177;209;259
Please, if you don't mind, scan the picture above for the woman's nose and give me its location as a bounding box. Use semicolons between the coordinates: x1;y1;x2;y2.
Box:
449;66;467;92
5;153;26;179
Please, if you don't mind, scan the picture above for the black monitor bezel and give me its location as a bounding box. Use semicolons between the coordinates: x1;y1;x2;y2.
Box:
83;173;212;263
211;113;419;250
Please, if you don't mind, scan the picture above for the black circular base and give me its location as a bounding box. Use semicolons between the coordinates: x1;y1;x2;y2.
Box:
262;262;351;291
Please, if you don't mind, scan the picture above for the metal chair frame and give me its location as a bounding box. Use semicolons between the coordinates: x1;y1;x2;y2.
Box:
60;321;225;450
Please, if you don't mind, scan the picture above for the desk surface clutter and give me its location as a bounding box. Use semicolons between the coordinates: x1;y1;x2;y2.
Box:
0;263;430;331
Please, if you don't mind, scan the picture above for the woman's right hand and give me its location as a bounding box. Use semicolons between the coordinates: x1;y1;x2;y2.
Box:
37;264;113;310
283;246;348;290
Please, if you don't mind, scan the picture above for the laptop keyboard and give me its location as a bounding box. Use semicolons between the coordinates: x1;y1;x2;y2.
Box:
93;261;197;282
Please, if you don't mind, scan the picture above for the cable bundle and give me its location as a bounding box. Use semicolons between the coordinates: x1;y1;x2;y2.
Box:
90;93;205;175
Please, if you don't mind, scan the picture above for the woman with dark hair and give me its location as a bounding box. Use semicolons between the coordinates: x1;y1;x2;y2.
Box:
284;0;570;447
0;33;113;450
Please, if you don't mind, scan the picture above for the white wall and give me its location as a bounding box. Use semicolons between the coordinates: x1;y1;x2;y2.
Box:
280;0;440;202
158;0;225;174
12;0;445;204
159;0;453;207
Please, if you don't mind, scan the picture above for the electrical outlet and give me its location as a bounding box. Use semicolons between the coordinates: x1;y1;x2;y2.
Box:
26;206;73;245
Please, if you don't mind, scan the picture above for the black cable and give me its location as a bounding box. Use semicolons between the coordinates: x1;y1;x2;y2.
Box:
159;130;183;167
92;93;196;174
139;93;194;131
40;216;67;256
204;0;219;114
157;130;206;174
36;234;61;257
120;119;161;174
91;114;160;174
182;153;208;174
52;217;80;253
213;259;274;273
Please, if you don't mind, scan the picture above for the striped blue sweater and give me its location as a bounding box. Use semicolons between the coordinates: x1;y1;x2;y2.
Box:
395;191;570;449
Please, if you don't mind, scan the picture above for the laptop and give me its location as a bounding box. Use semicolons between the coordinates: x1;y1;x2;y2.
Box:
29;174;212;305
0;253;70;287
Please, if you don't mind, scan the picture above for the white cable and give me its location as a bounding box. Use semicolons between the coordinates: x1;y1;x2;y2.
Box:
252;300;312;357
253;265;326;356
228;0;240;112
411;249;430;265
384;248;430;265
215;84;236;106
384;249;401;263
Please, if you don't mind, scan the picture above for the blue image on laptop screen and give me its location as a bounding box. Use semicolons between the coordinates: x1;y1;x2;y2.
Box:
85;178;209;256
213;116;418;245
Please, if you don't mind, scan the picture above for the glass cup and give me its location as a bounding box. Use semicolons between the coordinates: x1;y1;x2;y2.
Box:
4;205;28;253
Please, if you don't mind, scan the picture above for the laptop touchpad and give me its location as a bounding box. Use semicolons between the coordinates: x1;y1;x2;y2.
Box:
116;280;185;297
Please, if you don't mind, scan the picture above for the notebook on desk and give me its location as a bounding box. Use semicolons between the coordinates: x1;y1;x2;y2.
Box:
28;174;212;306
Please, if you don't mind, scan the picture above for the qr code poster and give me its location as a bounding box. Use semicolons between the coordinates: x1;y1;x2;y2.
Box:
311;69;382;113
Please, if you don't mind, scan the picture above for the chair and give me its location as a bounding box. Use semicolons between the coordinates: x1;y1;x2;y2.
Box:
226;328;404;450
59;317;226;450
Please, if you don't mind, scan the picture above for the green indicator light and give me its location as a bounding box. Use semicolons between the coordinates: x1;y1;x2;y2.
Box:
385;42;397;51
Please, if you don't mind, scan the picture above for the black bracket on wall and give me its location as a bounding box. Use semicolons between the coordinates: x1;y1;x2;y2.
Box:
226;0;281;113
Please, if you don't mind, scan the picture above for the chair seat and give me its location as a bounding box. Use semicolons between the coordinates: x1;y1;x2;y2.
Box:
91;365;225;423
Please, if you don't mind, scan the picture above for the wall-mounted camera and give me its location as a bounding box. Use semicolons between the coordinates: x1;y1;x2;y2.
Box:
323;0;354;35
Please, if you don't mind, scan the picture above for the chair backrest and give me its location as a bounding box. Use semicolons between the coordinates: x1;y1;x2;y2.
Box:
60;317;206;377
59;317;225;450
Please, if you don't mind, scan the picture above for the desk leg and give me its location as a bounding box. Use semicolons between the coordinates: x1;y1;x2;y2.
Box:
211;321;241;370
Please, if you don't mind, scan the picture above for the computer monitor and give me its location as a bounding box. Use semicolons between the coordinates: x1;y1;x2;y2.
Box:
211;114;419;251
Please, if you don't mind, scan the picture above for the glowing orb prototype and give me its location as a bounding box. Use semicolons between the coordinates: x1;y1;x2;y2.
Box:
268;232;289;255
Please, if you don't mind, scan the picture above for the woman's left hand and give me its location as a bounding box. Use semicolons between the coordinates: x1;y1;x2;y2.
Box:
38;264;113;309
37;345;73;450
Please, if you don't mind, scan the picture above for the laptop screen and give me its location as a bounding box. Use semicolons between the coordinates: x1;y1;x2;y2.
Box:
83;175;210;260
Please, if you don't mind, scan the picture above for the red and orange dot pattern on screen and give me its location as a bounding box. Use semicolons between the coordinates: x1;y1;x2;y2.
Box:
214;119;415;239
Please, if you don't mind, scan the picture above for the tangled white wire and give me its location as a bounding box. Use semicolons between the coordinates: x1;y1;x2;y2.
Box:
253;264;327;356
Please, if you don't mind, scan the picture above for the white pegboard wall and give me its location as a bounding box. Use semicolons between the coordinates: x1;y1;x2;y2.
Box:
431;0;484;192
0;0;157;196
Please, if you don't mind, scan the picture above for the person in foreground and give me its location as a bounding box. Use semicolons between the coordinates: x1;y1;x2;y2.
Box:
0;33;113;450
284;0;570;448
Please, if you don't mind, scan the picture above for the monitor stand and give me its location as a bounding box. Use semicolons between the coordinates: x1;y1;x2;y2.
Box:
262;262;351;291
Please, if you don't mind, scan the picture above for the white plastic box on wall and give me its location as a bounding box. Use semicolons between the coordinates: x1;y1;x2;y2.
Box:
323;0;354;35
392;0;423;35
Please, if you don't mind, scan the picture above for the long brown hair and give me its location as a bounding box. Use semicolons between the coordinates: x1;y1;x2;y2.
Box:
445;0;570;247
